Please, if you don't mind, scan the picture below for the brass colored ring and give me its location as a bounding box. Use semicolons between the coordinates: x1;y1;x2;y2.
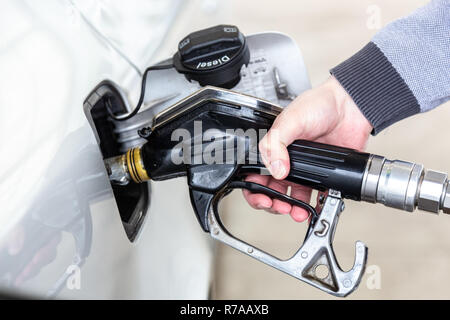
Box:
126;147;150;183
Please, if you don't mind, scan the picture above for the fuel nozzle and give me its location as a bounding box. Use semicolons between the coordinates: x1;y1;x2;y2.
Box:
361;155;450;214
104;147;150;186
106;145;450;215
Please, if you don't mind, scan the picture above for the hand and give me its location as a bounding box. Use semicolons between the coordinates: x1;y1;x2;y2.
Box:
243;76;373;222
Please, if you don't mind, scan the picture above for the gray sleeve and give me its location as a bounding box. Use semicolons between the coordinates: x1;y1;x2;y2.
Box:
331;0;450;134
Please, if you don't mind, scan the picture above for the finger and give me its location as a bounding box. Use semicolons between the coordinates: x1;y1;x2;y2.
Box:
289;184;312;222
259;99;311;180
266;179;291;214
242;189;272;210
243;175;292;215
242;174;272;209
264;207;280;215
259;129;290;180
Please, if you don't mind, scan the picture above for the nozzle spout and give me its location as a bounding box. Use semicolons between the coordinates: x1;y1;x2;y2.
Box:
104;154;131;186
105;147;151;185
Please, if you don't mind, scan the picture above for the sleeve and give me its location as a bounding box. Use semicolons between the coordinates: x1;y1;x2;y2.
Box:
330;0;450;134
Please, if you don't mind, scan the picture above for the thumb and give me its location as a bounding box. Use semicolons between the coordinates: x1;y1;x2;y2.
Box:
259;107;304;180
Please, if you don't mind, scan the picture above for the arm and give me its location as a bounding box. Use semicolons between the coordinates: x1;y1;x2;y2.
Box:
332;0;450;134
245;0;450;221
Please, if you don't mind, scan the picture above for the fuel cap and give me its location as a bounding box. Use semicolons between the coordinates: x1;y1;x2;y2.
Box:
173;25;250;89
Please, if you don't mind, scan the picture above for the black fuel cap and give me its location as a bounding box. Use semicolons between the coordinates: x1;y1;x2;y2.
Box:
173;25;250;89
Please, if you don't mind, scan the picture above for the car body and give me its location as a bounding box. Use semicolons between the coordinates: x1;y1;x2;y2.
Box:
0;0;309;299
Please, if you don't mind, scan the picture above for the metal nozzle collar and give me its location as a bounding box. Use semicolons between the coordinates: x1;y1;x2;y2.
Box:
104;154;131;186
440;182;450;214
361;155;449;214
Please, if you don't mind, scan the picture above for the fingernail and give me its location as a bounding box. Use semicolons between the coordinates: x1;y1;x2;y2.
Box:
257;203;271;209
270;160;286;179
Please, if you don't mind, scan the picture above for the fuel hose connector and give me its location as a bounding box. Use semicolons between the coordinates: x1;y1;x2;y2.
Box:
361;155;450;214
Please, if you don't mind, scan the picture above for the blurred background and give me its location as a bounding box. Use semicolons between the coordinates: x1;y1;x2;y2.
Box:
157;0;450;299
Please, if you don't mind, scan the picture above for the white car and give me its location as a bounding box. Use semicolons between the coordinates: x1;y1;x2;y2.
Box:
0;0;310;299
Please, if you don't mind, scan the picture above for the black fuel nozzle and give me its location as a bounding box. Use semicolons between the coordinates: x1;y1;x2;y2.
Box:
105;87;450;216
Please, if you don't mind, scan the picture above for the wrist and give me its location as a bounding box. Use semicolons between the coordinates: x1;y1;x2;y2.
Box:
326;76;374;137
330;43;421;134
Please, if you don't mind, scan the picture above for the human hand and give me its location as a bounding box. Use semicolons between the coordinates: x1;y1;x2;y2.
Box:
243;76;373;222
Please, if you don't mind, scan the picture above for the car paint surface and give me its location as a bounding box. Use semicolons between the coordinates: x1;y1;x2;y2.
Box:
0;0;213;299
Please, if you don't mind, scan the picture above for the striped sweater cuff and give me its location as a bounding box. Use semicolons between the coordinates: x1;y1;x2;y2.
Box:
330;42;420;134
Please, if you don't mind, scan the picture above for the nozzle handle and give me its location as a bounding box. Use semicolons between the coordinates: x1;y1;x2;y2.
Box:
242;139;371;200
